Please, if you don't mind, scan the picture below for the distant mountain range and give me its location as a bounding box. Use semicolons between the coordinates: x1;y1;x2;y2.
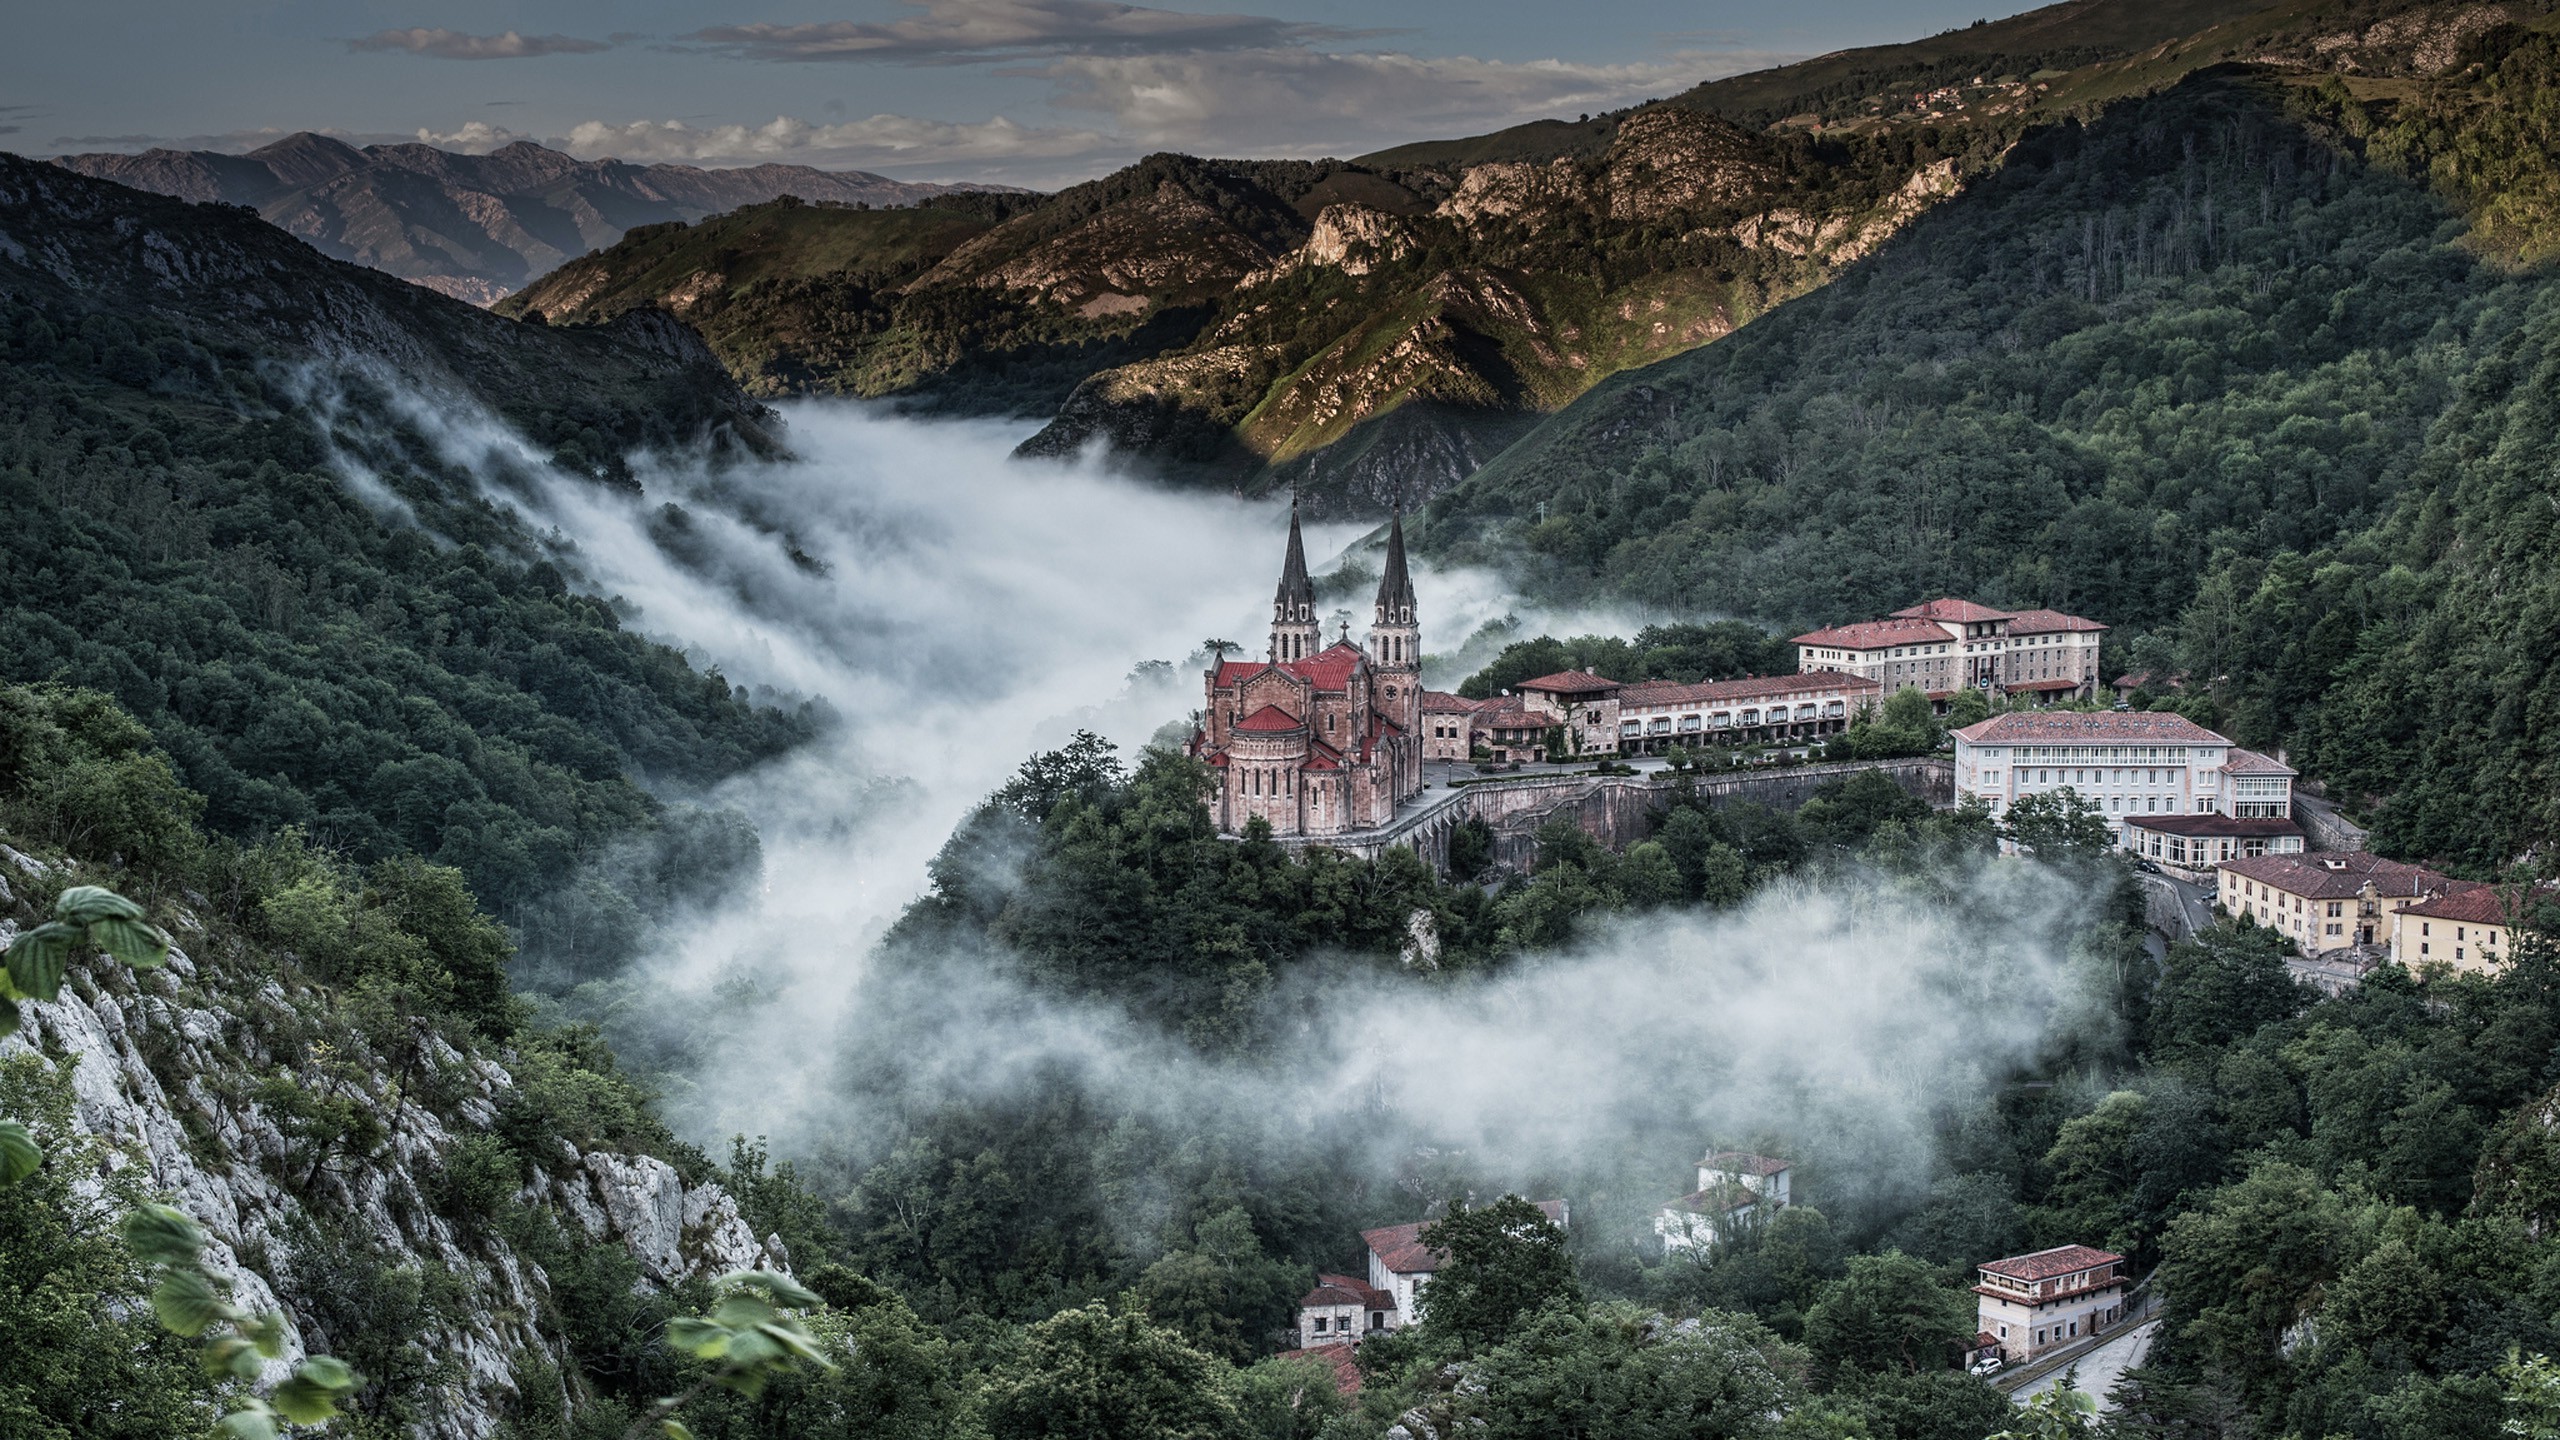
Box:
48;133;1016;304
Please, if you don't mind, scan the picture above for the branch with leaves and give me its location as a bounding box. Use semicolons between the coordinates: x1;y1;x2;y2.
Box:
2;884;362;1433
125;1203;362;1439
632;1269;836;1440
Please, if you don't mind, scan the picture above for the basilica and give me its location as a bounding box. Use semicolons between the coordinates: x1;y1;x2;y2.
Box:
1191;508;1426;837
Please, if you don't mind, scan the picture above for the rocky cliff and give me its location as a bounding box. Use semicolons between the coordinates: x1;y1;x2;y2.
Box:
0;841;781;1437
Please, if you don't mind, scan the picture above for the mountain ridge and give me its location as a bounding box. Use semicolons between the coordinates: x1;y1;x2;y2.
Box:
48;132;1018;304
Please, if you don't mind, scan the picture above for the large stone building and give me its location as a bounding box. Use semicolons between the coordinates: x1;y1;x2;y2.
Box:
1794;598;2109;704
1614;673;1881;754
1193;509;1426;837
1951;710;2306;858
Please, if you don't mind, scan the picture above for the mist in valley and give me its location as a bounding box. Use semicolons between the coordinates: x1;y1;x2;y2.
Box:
325;388;2117;1254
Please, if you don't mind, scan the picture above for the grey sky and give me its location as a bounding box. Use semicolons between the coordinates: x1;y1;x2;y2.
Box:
4;1;2045;185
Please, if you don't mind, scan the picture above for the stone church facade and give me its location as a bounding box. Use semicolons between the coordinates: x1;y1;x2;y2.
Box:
1192;508;1426;837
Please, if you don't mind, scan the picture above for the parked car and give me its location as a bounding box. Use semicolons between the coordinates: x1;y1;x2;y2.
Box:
1968;1355;2004;1377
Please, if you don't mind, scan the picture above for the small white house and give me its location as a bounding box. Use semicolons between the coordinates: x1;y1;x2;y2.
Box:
1295;1274;1396;1346
1657;1152;1791;1253
1359;1198;1570;1326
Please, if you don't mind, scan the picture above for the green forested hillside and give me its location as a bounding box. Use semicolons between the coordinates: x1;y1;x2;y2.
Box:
0;156;810;916
1421;62;2560;869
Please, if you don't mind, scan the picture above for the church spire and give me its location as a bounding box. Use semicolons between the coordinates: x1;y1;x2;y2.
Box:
1373;511;1416;628
1269;499;1321;663
1368;510;1419;672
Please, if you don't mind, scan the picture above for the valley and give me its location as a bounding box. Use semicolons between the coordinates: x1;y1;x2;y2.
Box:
3;2;2560;1438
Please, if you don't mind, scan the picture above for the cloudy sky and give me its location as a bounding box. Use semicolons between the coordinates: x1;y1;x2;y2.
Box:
7;1;2037;185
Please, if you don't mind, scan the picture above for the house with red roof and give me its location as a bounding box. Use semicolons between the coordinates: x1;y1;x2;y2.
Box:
1952;710;2305;862
2218;851;2471;960
1420;691;1486;761
1793;596;2108;706
1974;1245;2127;1364
1191;506;1426;837
2390;881;2554;974
1353;1199;1570;1328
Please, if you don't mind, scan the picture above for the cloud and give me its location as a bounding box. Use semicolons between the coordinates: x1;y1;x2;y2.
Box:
412;121;535;153
348;27;612;60
1039;46;1761;152
556;113;1111;169
685;0;1364;64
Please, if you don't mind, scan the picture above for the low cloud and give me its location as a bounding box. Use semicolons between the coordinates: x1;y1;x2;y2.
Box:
556;113;1110;169
348;28;613;60
413;121;535;153
685;0;1362;64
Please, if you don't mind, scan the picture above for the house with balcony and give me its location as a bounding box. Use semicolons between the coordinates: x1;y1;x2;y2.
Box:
1974;1245;2127;1364
1613;674;1880;754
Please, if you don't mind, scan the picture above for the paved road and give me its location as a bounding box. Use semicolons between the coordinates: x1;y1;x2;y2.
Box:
2140;872;2215;939
2012;1318;2159;1410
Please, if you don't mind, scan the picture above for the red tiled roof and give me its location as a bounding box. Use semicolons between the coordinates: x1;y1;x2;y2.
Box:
1981;1244;2123;1281
1235;704;1305;733
1477;708;1546;731
1894;598;2014;624
1952;711;2227;745
2121;815;2305;839
1277;1345;1363;1394
1514;670;1622;696
2004;608;2108;635
2004;679;2086;695
1422;691;1481;713
1287;643;1366;691
1300;1274;1393;1310
2221;748;2295;776
2399;885;2532;925
1790;617;1952;650
1213;643;1368;693
1361;1222;1439;1275
1703;1150;1790;1176
2220;851;2463;902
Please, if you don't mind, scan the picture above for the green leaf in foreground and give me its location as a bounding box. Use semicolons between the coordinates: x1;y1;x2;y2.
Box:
0;1119;37;1185
5;921;79;1000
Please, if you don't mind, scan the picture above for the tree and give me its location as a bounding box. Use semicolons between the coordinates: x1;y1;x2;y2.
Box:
1417;1196;1581;1350
979;1301;1243;1440
1450;1303;1798;1440
1800;1252;1973;1381
1134;1207;1307;1363
1997;789;2113;861
1946;687;1992;729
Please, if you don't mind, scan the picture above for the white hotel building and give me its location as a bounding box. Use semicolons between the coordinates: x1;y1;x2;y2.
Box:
1951;711;2305;866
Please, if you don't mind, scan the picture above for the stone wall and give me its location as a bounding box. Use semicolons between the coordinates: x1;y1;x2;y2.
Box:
1271;758;1953;876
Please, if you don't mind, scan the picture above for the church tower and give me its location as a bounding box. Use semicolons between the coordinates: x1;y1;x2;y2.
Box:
1269;501;1321;663
1369;512;1424;802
